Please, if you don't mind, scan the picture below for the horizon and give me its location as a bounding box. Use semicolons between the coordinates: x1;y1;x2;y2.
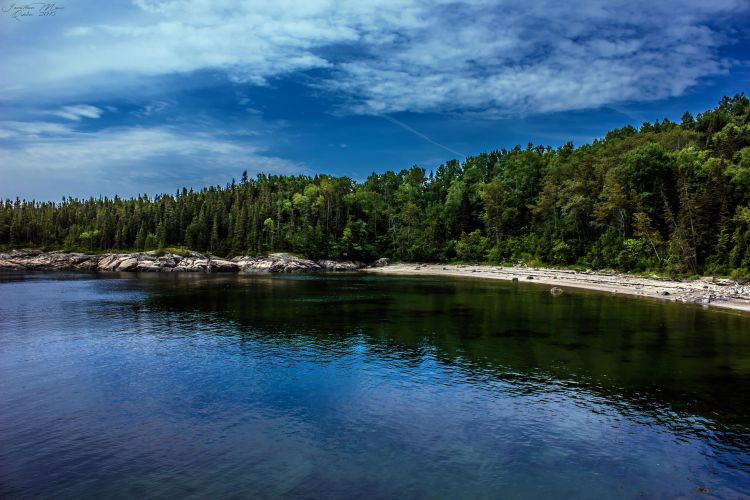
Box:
2;0;749;201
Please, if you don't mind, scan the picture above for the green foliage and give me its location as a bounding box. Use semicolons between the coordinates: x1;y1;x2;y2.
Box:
153;246;192;257
144;233;158;251
2;95;749;275
549;239;573;265
618;238;649;271
456;230;488;261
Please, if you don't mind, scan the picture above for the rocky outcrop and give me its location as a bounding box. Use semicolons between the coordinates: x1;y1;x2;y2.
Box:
371;258;389;268
1;250;99;271
233;253;321;273
0;250;376;273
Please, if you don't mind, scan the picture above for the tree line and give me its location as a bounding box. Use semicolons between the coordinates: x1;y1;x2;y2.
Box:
2;95;749;276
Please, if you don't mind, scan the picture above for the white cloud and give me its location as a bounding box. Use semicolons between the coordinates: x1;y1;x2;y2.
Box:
1;0;746;115
132;100;171;117
0;122;306;199
52;105;104;121
0;121;74;138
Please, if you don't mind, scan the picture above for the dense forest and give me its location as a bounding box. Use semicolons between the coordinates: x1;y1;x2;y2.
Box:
2;95;750;276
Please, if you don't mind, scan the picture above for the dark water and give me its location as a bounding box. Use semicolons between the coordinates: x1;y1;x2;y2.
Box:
1;273;749;499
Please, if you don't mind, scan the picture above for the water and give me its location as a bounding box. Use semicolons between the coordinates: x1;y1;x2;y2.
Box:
1;272;749;499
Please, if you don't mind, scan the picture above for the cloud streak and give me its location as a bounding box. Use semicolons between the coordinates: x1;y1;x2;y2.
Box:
381;115;466;158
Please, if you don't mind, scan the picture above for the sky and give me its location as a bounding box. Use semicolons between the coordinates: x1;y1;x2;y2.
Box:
1;0;749;200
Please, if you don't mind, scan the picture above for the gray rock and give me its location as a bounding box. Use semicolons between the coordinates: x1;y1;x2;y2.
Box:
96;254;122;271
317;260;366;271
1;250;372;274
135;262;162;272
115;257;140;271
174;257;209;272
0;260;26;271
371;258;390;267
234;253;321;273
209;258;239;272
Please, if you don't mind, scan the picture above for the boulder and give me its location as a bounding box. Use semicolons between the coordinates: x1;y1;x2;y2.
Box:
371;258;390;268
209;258;239;272
316;260;367;271
174;257;209;272
97;254;123;271
135;262;162;272
234;253;321;273
74;257;101;271
115;257;140;271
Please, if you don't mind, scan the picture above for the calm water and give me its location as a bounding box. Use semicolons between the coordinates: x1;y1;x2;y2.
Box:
1;273;749;499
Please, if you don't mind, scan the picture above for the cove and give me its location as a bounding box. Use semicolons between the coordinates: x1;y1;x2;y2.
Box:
1;273;749;498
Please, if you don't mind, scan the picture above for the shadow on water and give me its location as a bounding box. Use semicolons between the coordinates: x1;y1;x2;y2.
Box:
121;273;750;447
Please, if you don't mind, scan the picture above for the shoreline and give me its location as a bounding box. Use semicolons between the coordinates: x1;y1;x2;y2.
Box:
2;250;749;314
364;263;750;315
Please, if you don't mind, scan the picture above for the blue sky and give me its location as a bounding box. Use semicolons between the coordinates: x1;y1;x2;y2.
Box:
1;0;749;200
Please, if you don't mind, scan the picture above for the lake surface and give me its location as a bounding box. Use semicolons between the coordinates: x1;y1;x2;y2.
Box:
1;273;749;499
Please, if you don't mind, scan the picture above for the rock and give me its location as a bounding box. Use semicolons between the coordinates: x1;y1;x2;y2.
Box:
74;257;101;271
660;291;670;296
9;249;42;257
550;287;563;295
174;257;209;272
0;260;26;271
371;258;390;267
234;253;321;273
208;258;239;272
135;262;162;272
15;252;98;271
316;260;366;271
115;257;139;271
96;254;122;271
0;251;379;274
154;254;182;269
527;275;534;280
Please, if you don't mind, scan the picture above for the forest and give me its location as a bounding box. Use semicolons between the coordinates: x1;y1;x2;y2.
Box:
1;95;749;276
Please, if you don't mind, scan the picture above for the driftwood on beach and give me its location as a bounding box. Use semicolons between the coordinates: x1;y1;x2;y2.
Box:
0;250;385;274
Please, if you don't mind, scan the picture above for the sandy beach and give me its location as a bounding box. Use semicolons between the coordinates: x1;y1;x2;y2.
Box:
365;263;750;314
